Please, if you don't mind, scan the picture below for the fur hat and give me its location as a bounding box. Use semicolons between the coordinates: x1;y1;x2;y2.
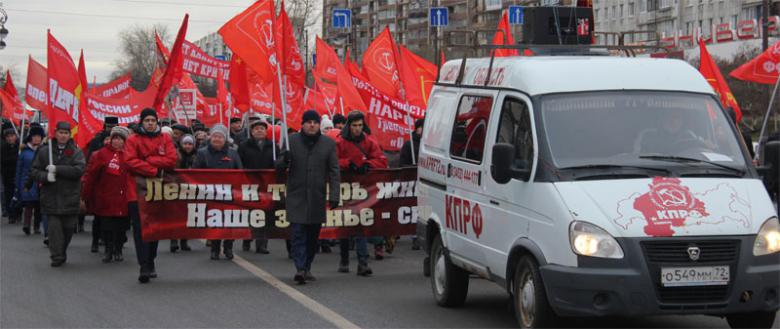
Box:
109;126;131;140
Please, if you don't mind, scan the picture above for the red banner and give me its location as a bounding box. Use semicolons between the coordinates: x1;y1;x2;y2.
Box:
136;168;418;241
92;73;132;99
25;56;48;113
730;41;780;85
47;31;81;136
181;40;230;80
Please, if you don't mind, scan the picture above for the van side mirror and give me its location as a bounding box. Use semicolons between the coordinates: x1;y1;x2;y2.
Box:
492;143;532;184
757;141;779;194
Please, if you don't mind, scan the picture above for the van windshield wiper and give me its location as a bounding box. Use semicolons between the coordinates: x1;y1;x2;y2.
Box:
559;164;671;174
638;155;745;176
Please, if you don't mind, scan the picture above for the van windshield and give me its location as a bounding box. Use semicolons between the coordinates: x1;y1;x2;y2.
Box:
539;91;747;175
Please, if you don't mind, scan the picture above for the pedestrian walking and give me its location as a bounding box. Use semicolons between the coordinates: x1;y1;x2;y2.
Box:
194;124;243;260
169;134;196;253
335;110;388;275
2;128;19;223
400;118;424;250
277;110;340;284
238;119;278;254
81;126;131;263
29;122;86;267
16;126;44;235
125;108;178;283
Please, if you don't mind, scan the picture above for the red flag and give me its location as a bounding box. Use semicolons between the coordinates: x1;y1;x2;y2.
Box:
276;5;305;130
362;27;403;98
216;67;230;122
77;50;91;148
229;55;251;114
0;71;28;123
304;87;332;116
218;0;278;81
314;37;365;114
492;11;519;57
92;73;131;99
153;14;189;115
25;56;48;113
47;30;81;137
398;45;437;107
730;41;780;85
699;40;742;121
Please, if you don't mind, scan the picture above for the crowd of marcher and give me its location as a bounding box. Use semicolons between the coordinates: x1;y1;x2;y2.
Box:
0;107;425;285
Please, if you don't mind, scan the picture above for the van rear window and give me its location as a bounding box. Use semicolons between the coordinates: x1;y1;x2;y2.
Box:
450;95;493;163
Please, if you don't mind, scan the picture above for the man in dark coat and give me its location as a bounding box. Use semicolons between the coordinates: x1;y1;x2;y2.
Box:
238;119;279;254
30;121;86;267
400;118;424;167
2;128;19;222
277;110;340;284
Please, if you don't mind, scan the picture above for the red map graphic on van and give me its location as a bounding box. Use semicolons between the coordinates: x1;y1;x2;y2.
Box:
632;177;709;237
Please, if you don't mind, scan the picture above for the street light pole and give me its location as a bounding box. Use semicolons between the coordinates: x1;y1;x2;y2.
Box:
0;2;9;50
762;0;769;51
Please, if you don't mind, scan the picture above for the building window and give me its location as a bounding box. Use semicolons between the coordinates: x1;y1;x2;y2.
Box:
629;2;635;16
620;4;624;17
647;0;657;12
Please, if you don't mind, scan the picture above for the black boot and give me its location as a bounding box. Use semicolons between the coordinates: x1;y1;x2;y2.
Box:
294;270;306;285
242;240;251;251
90;240;99;253
210;250;219;260
357;263;373;277
113;249;124;262
180;240;191;251
170;240;179;253
102;247;113;263
338;260;349;273
224;247;234;260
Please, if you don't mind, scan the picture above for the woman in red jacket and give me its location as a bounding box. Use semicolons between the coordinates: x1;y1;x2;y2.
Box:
81;126;132;263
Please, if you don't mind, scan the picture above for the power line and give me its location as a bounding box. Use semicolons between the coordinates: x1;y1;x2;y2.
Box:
6;8;225;24
111;0;249;8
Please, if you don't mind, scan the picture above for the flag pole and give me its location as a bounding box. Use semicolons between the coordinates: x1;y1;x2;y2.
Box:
275;61;290;151
339;97;345;115
18;107;27;153
756;75;780;162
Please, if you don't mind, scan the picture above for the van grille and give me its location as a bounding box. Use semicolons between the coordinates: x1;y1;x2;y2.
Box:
640;239;740;307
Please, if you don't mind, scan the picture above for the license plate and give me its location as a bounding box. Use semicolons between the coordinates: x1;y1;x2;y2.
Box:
660;266;730;287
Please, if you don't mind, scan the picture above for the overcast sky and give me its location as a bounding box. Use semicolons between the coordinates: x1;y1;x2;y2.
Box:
2;0;318;85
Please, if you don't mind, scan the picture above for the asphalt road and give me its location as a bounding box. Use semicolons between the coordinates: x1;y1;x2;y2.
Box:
2;218;778;328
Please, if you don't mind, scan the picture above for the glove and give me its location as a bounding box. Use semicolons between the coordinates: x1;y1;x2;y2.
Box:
46;165;57;174
349;162;360;173
359;163;370;174
329;200;340;209
47;172;56;183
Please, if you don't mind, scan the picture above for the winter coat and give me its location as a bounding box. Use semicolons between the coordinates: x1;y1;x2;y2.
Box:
238;138;279;169
277;132;340;224
336;131;388;170
2;141;19;185
193;145;243;169
177;148;196;169
14;144;38;202
125;127;178;202
81;146;129;217
85;130;109;161
399;133;421;167
30;140;86;215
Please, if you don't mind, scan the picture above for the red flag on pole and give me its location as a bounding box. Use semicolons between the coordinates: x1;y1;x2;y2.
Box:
698;39;742;121
276;5;305;130
25;56;48;113
76;50;91;148
314;37;365;114
229;55;251;114
398;45;437;107
153;14;189;115
46;30;81;137
218;0;278;82
730;41;780;85
0;71;28;123
492;10;519;57
361;27;403;98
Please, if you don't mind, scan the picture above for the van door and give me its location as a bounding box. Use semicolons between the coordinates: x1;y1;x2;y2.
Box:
481;91;540;280
444;90;498;273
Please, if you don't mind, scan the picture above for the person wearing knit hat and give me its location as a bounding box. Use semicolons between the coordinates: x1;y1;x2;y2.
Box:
161;126;173;137
279;108;340;284
170;124;190;145
1;128;19;224
168;133;197;253
82;123;132;264
320;115;334;133
238;118;279;254
125;106;177;283
15;124;43;231
194;123;243;260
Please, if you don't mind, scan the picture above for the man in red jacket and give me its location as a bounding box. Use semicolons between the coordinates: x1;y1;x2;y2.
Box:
335;110;388;276
125;108;178;283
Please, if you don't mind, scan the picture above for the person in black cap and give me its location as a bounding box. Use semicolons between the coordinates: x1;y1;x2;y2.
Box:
170;124;190;146
332;114;346;130
29;121;86;267
238;119;279;254
277;110;340;284
2;128;19;223
229;117;245;145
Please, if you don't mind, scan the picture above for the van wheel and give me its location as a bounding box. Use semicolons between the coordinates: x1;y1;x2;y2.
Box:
430;234;469;307
726;311;776;328
513;256;557;328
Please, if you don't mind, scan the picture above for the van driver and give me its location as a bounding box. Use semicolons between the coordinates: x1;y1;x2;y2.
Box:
634;110;709;155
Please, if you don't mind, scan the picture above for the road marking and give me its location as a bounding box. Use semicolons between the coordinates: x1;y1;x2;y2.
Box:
230;253;360;329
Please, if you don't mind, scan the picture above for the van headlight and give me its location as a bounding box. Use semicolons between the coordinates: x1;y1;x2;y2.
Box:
753;217;780;256
569;221;624;259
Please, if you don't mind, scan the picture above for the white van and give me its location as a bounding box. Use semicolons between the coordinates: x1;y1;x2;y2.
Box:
416;55;780;328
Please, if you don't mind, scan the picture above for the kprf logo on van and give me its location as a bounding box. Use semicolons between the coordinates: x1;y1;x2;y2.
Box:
633;177;709;237
445;195;484;239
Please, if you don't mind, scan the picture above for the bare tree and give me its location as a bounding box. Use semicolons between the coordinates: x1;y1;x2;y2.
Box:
111;24;171;91
276;0;320;49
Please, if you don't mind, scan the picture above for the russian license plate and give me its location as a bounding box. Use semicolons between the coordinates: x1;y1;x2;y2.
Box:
661;266;730;287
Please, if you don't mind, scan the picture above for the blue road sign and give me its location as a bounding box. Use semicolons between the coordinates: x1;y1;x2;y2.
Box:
429;7;448;27
332;9;352;28
214;55;226;61
508;6;524;25
312;54;317;66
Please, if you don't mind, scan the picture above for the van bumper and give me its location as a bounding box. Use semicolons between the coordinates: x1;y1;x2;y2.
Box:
539;236;780;317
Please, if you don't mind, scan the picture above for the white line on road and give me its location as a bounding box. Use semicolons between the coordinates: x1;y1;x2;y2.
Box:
230;253;360;329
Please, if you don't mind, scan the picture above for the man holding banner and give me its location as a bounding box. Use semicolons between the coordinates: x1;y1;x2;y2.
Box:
125;108;178;284
277;110;340;285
